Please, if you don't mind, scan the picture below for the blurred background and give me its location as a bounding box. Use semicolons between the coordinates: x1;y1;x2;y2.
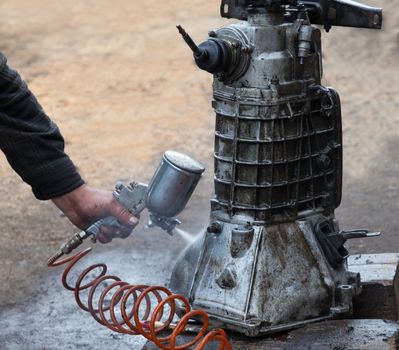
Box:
0;0;397;327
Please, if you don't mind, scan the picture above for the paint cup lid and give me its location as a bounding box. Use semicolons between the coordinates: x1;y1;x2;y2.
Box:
164;150;205;174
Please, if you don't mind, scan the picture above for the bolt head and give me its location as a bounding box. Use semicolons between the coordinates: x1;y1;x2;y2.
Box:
207;222;223;234
318;153;331;169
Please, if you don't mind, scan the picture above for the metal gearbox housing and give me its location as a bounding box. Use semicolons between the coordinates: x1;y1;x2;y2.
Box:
171;1;382;336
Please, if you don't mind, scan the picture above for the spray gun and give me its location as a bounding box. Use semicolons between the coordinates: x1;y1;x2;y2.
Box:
48;151;205;263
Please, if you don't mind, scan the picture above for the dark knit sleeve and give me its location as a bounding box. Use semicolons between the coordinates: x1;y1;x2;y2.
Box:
0;53;84;200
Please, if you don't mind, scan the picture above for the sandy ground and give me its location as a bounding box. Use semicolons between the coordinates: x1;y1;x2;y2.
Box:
0;0;398;348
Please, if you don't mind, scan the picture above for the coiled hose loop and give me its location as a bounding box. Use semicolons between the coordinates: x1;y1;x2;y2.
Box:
48;247;232;350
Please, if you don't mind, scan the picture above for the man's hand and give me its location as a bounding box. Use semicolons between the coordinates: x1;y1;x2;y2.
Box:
51;184;139;243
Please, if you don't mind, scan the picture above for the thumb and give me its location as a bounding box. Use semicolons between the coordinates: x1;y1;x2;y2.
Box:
109;200;139;226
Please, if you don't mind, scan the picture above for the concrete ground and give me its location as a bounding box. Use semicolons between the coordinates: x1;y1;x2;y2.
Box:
0;206;210;350
0;0;398;349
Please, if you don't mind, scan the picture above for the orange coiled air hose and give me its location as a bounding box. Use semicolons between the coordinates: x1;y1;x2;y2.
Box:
48;247;232;350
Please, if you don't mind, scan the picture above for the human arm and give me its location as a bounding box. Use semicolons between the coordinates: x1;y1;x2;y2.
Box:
0;53;138;242
0;53;83;199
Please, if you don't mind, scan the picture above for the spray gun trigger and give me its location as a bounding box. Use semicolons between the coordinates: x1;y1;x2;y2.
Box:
147;214;181;236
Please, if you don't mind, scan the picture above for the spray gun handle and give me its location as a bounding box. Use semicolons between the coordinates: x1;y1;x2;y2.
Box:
47;217;127;266
48;212;136;265
85;216;123;242
84;181;150;242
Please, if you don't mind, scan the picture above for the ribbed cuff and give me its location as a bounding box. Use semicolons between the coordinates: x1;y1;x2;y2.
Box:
0;52;8;73
31;158;85;200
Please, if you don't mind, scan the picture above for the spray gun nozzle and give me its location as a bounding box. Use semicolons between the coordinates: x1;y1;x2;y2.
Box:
147;214;181;236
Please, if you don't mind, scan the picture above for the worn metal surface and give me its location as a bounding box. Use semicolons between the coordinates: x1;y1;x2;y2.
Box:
172;0;383;336
349;253;399;282
349;253;399;321
170;215;353;336
220;0;383;30
144;320;399;350
210;23;342;224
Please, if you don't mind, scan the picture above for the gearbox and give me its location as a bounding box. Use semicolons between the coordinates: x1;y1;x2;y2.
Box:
171;0;383;336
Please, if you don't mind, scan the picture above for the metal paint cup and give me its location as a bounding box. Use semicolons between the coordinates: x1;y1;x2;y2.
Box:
146;150;205;218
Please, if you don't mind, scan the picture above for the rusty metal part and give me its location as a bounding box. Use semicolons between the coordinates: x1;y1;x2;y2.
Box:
47;248;231;350
170;216;362;337
349;253;399;321
219;0;383;31
173;0;383;337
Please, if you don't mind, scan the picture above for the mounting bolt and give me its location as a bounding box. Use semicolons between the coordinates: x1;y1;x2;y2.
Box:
216;265;237;290
271;76;279;85
207;221;223;234
317;153;331;169
232;42;240;49
320;194;332;207
208;30;217;37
